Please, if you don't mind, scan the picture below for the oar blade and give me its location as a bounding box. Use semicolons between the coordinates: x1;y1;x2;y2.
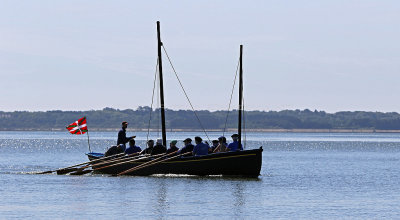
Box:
56;167;79;175
36;170;53;174
69;169;92;175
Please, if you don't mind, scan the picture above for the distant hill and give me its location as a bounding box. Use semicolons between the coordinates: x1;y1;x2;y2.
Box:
1;107;400;131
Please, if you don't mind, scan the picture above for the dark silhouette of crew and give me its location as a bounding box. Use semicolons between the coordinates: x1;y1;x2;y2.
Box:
141;139;155;154
193;136;210;156
178;138;194;155
125;139;142;154
117;121;136;146
166;140;179;154
227;134;243;151
151;138;167;155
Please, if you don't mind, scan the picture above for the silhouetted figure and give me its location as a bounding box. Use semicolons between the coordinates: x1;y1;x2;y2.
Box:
227;134;243;151
125;139;142;154
151;138;167;155
193;136;210;156
178;138;194;155
117;121;136;146
105;145;125;157
166;140;179;154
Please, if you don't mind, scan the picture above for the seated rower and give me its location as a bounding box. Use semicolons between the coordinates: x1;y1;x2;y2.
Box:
227;134;243;151
125;139;142;154
213;136;228;153
166;140;179;154
151;138;167;155
105;144;125;157
177;138;194;155
193;136;210;156
209;139;219;153
141;139;154;155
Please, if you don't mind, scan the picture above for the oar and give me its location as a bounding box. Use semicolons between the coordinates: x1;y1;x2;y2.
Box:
117;151;178;175
74;152;140;172
117;151;191;176
57;153;142;175
36;152;126;174
93;152;167;170
54;152;127;175
118;151;187;176
124;151;189;174
69;169;93;175
69;153;166;175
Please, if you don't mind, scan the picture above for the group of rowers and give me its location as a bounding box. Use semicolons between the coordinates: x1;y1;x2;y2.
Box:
105;121;243;157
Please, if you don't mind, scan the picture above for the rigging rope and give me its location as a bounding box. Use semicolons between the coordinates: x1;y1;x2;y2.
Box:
146;59;159;143
161;45;211;143
222;59;240;137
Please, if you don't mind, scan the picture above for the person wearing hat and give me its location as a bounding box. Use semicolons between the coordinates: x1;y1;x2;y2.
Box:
151;138;167;155
125;138;142;154
117;121;136;146
193;136;210;156
227;134;243;152
213;136;228;153
177;138;194;155
166;140;179;154
209;139;219;153
141;139;154;154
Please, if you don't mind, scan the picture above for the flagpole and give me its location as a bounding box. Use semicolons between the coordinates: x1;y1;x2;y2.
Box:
86;130;92;152
86;116;91;152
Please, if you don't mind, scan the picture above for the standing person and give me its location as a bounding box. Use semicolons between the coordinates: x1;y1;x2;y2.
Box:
166;140;179;154
193;136;210;156
227;134;243;151
117;121;136;146
213;136;228;153
152;138;167;155
178;138;195;155
125;139;142;154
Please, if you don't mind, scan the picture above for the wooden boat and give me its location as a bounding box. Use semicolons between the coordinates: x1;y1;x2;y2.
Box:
87;21;263;177
87;148;262;177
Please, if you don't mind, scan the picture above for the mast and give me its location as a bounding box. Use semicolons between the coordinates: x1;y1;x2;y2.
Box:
157;21;167;147
238;45;243;148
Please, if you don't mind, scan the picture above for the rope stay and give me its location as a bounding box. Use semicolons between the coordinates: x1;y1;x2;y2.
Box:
146;58;159;143
223;59;240;137
161;45;211;143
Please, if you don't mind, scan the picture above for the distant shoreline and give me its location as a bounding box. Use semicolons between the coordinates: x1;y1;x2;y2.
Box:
2;128;400;133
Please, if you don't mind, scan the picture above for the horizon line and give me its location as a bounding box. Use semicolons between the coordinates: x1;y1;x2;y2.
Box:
1;107;399;114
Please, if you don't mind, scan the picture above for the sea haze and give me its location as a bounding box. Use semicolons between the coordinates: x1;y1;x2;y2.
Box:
0;131;399;219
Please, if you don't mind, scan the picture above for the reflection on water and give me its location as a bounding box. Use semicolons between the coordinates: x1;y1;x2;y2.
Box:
154;178;168;219
233;182;245;217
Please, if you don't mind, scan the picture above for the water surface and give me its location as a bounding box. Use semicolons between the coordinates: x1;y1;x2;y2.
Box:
1;131;399;219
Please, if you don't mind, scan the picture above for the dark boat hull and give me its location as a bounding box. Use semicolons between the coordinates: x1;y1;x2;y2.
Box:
87;147;263;177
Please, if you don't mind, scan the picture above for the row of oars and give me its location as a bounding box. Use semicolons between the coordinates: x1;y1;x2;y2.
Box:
36;152;128;175
117;151;191;176
36;150;191;176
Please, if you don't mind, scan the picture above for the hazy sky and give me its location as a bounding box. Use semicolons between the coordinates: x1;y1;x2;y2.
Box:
1;1;399;113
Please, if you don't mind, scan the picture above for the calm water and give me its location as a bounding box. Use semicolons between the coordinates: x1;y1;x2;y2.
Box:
1;131;399;219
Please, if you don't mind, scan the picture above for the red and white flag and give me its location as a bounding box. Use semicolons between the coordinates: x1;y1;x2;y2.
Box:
66;117;88;135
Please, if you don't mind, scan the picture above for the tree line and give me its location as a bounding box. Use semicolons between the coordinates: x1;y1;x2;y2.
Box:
1;107;400;131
